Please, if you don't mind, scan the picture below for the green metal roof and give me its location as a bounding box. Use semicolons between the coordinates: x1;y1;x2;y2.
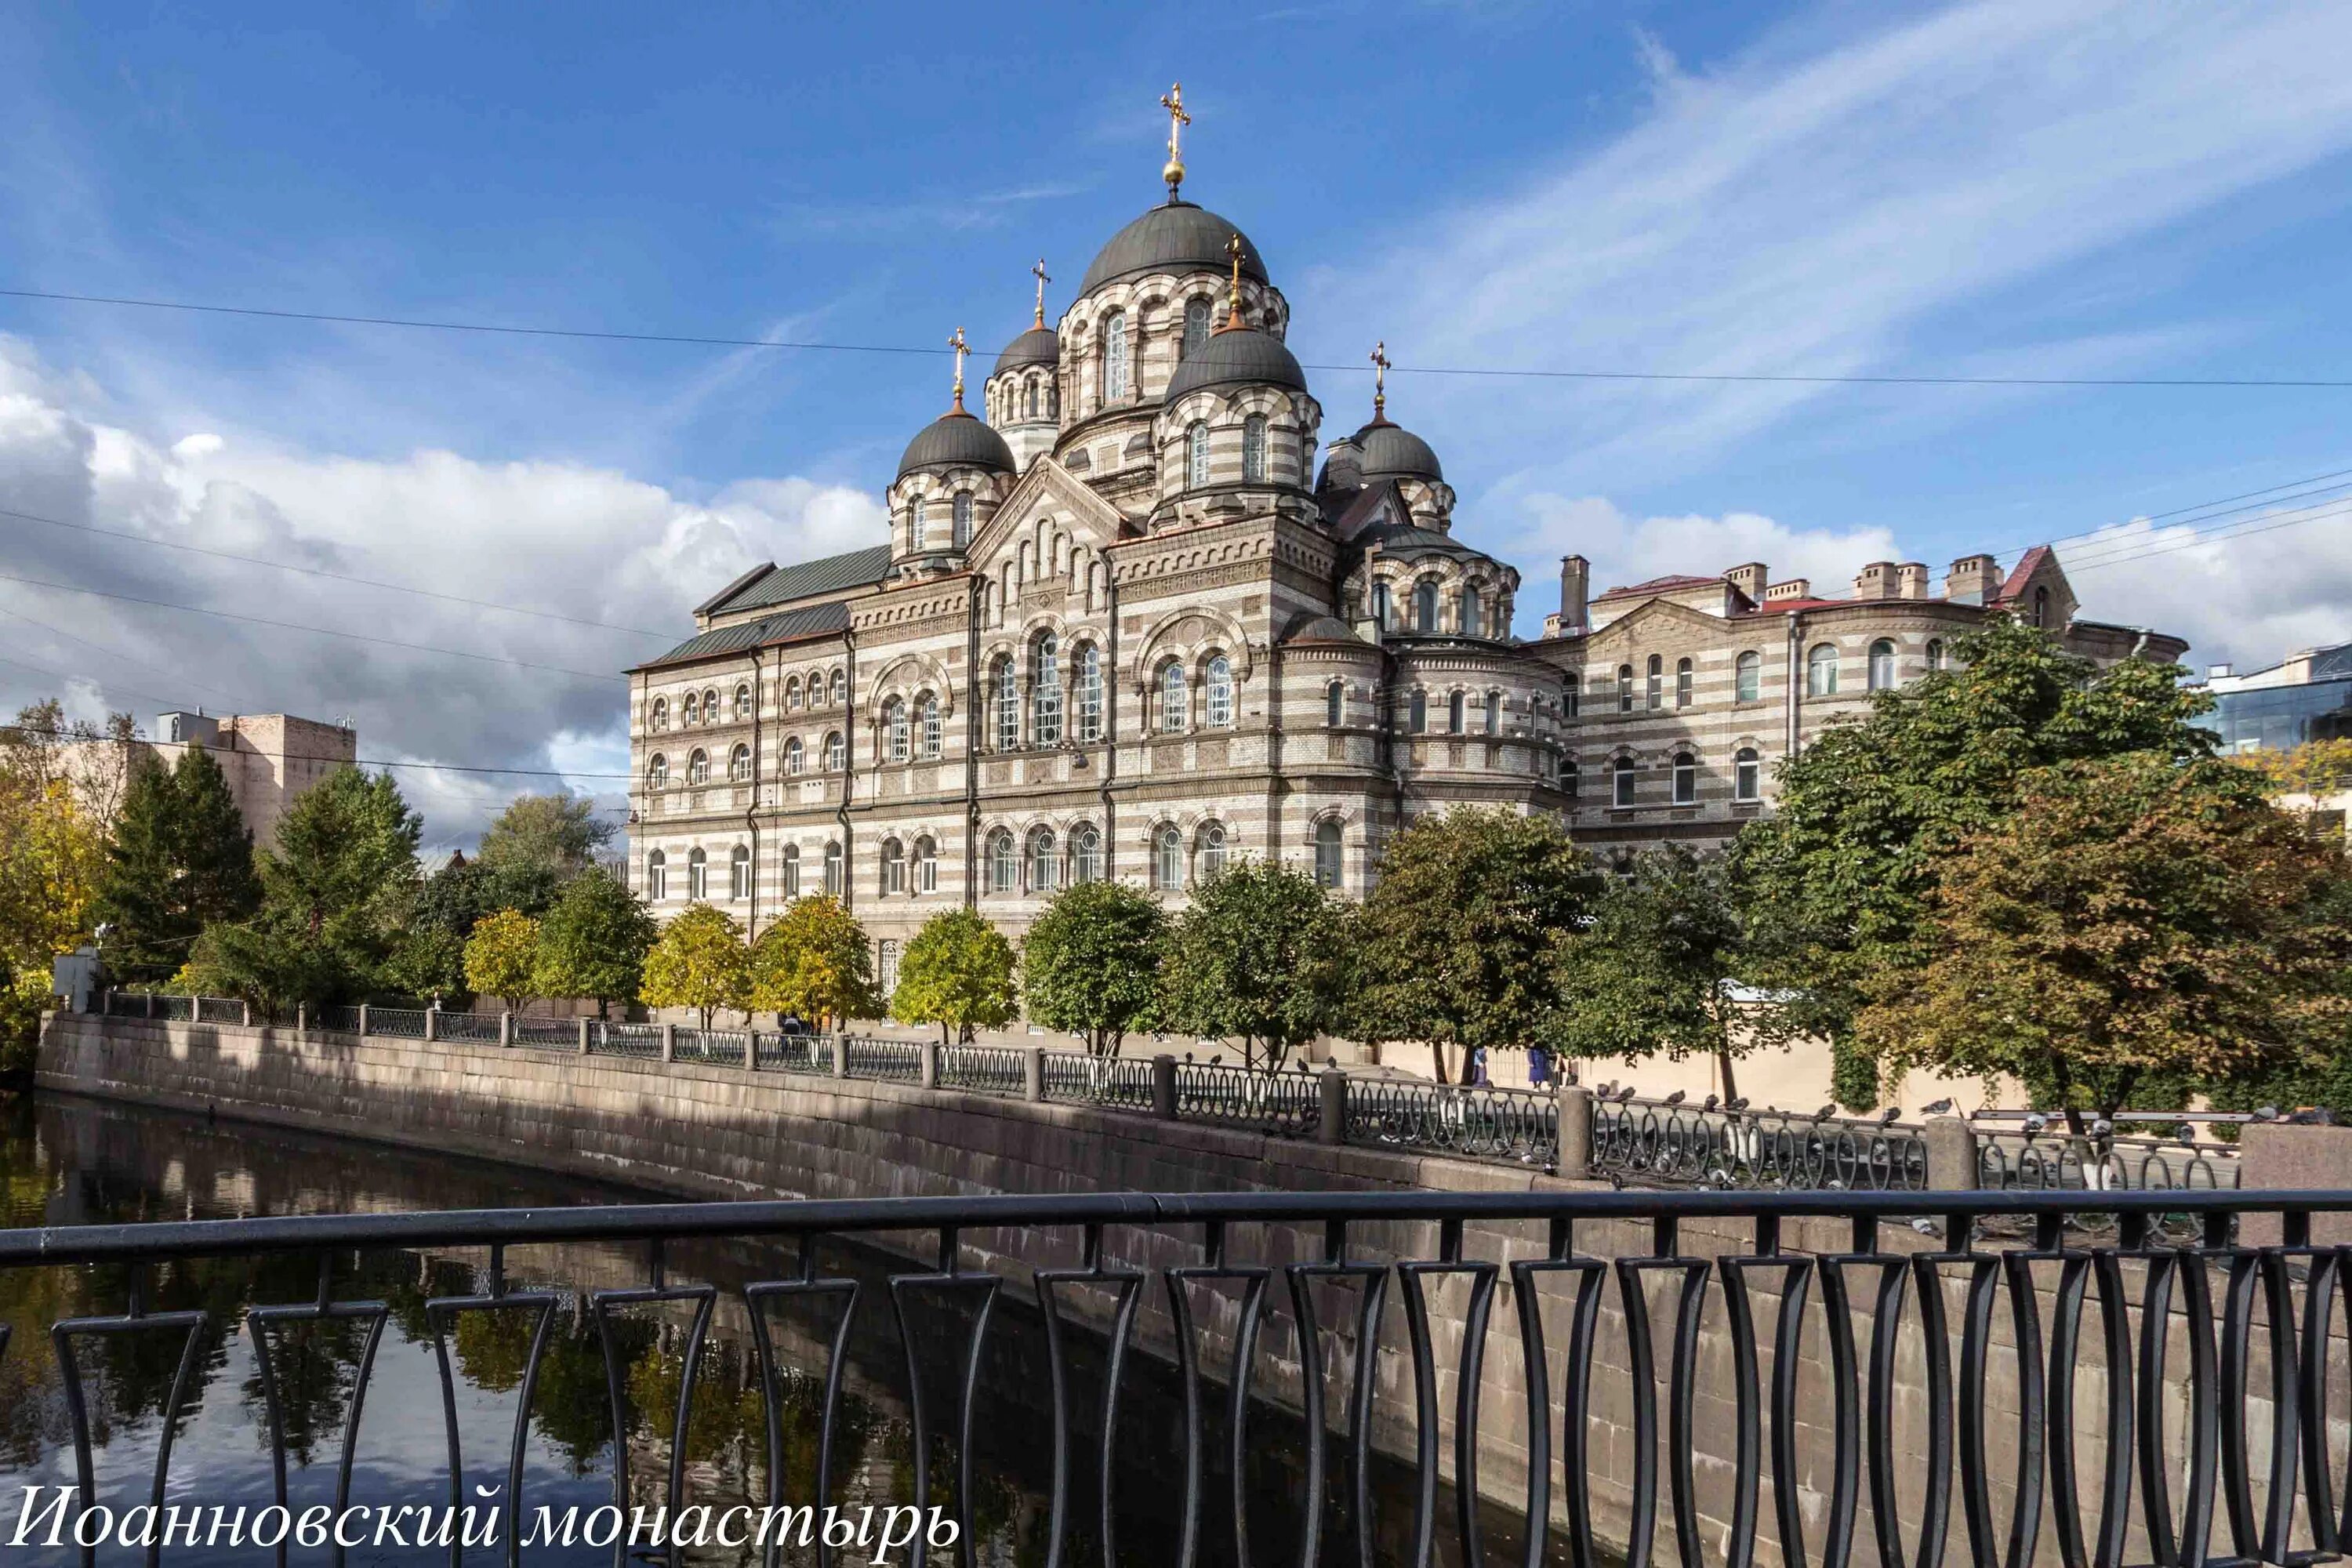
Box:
702;544;891;616
630;601;851;673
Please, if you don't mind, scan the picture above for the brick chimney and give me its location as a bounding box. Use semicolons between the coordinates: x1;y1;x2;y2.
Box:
1896;561;1929;600
1763;578;1812;604
1559;555;1589;633
1946;554;2001;603
1724;561;1767;605
1853;561;1896;600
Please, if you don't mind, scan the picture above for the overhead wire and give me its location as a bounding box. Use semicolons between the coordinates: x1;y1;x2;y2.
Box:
0;719;633;781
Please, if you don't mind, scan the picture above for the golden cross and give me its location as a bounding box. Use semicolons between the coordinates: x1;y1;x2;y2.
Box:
1224;232;1245;325
1031;258;1051;327
947;325;969;411
1370;340;1392;419
1160;83;1190;198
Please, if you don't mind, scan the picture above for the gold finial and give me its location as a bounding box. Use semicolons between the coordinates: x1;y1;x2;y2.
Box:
1160;83;1190;199
946;325;970;412
1370;339;1392;420
1221;231;1245;329
1031;258;1051;328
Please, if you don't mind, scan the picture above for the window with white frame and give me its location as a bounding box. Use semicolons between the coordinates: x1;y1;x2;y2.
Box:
681;692;699;726
822;840;842;895
1101;311;1127;401
1242;416;1267;483
687;847;708;899
1313;819;1342;890
1182;296;1210;356
881;838;905;895
646;850;666;900
1187;422;1210;488
1029;828;1058;893
1075;645;1102;742
1613;756;1636;808
784;676;801;710
910;497;927;553
735;684;753;722
919;693;942;758
1205;655;1234;727
1675;659;1693;709
1152;824;1183;891
993;656;1018;750
730;844;750;899
1672;751;1697;805
1807;643;1839;697
1617;665;1634;713
650;697;668;732
728;743;751;782
1735;651;1762;703
785;737;804;775
1199;822;1227;878
782;843;800;897
1926;639;1947;672
1646;655;1663;711
824;732;844;771
703;688;719;720
987;829;1016;893
1033;634;1062;745
914;836;938;892
1160;662;1186;732
648;753;668;789
1868;638;1897;691
1734;746;1761;802
687;749;710;785
1069;824;1102;884
877;938;899;997
829;670;846;706
885;699;909;762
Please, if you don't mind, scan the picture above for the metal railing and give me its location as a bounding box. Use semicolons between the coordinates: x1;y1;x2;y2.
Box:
938;1042;1026;1096
1591;1096;1932;1190
1040;1051;1156;1111
510;1015;579;1051
434;1010;502;1044
588;1020;662;1058
364;1007;427;1040
2;1188;2346;1568
317;1004;361;1033
841;1036;923;1083
1979;1127;2244;1191
1346;1078;1560;1167
1173;1059;1321;1136
673;1027;748;1065
755;1031;835;1074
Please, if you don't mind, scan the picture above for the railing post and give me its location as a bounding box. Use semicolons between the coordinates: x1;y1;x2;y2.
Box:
240;999;252;1027
357;1004;370;1037
296;1001;307;1034
145;991;155;1019
1024;1047;1045;1102
919;1040;941;1090
1319;1066;1347;1145
423;1008;437;1043
1924;1115;1980;1191
661;1023;677;1063
831;1036;849;1080
577;1017;592;1055
1558;1087;1594;1178
1152;1054;1178;1121
745;1029;760;1073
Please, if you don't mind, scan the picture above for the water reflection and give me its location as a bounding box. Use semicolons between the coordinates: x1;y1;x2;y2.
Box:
0;1095;1563;1565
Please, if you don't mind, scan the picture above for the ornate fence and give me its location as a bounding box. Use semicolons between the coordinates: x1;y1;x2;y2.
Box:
1591;1097;1932;1191
938;1042;1027;1096
1040;1051;1156;1111
841;1036;924;1083
1346;1078;1561;1167
1979;1126;2244;1191
1172;1058;1322;1135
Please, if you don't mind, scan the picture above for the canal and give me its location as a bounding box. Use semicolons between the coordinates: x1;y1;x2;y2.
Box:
0;1094;1563;1566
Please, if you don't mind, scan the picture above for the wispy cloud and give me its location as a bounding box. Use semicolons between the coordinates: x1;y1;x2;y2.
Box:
771;180;1094;238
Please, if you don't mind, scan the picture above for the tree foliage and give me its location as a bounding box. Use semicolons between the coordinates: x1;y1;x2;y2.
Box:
1853;753;2352;1123
533;866;655;1018
0;702;129;1068
1349;808;1599;1082
92;745;260;983
639;903;748;1028
745;896;876;1026
1020;880;1167;1056
1159;858;1345;1073
463;909;543;1011
472;793;615;916
889;907;1017;1044
2250;738;2352;801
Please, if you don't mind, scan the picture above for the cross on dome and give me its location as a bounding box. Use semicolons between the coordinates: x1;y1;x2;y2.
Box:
1031;258;1051;327
1160;84;1190;199
1370;340;1392;421
946;325;969;412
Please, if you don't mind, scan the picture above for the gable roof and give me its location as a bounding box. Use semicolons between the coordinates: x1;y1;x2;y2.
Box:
1595;573;1721;601
1991;544;2053;605
630;601;851;673
702;545;891;617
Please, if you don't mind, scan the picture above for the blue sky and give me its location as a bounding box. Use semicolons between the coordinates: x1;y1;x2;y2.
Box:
5;1;2352;847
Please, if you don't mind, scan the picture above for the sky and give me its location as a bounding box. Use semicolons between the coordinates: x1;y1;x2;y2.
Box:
5;0;2352;851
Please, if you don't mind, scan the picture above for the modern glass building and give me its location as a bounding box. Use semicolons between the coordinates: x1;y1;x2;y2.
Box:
2193;641;2352;755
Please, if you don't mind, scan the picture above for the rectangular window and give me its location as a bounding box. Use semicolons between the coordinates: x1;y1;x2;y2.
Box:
1613;764;1635;808
1735;756;1760;802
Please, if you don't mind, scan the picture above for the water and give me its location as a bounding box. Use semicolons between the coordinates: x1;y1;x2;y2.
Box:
0;1095;1563;1566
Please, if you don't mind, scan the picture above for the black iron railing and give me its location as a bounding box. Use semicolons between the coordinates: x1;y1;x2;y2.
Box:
2;1189;2348;1568
1591;1097;1932;1190
1979;1127;2245;1191
1345;1078;1561;1167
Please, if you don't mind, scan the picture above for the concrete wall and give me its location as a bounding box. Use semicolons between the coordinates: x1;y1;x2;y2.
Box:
37;1011;2345;1568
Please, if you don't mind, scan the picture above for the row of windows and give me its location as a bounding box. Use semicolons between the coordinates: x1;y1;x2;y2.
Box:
648;670;847;733
1563;748;1766;808
647;841;843;902
1591;638;1950;715
1182;417;1270;487
1098;296;1247;405
1367;579;1506;639
646;732;844;787
904;492;978;554
1401;688;1504;735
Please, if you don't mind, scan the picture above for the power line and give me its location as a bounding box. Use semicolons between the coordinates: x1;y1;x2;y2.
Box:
9;284;2352;390
2;506;675;640
0;718;634;781
0;600;247;706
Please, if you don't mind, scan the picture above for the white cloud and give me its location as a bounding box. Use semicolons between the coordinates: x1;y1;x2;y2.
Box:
2054;512;2352;673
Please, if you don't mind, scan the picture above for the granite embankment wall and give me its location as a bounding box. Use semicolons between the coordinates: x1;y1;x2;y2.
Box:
36;1011;2344;1568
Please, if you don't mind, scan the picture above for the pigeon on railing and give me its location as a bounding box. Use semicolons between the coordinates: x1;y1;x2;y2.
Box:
1922;1098;1954;1116
1665;1090;1686;1106
1879;1107;1904;1126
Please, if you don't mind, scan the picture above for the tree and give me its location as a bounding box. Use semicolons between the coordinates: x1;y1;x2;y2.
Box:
639;904;749;1029
1348;807;1600;1083
474;793;615;916
533;866;655;1018
91;745;261;984
2251;738;2352;802
463;909;543;1012
1852;753;2352;1130
889;908;1017;1044
1730;617;2216;1051
745;896;877;1028
1159;858;1346;1074
1021;880;1167;1056
1547;848;1751;1098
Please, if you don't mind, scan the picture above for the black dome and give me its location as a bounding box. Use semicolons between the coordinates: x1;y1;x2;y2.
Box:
1354;419;1443;483
993;325;1058;378
897;411;1015;481
1163;325;1308;402
1079;201;1268;295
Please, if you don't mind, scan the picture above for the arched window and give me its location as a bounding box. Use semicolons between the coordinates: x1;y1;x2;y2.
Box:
881;838;905;895
884;699;909;762
953;492;973;550
1461;584;1482;636
1734;746;1762;803
1646;655;1663;710
681;692;699;727
728;743;751;782
1182;296;1210;357
913;836;937;893
785;737;804;775
910;497;927;553
987;829;1017;893
648;753;668;789
1242;415;1267;482
1735;651;1762;703
918;693;942;758
2032;586;2050;628
878;938;899;997
1566;683;1579;720
1415;579;1439;633
1806;643;1839;697
650;697;668;732
1868;638;1897;691
1485;691;1501;735
1672;750;1697;805
1101;310;1128;401
1617;665;1635;713
687;847;708;900
1613;756;1636;808
1075;645;1103;742
1408;689;1428;733
1326;681;1345;728
823;731;844;771
646;850;666;901
734;684;753;722
1033;634;1062;745
782;843;800;898
1069;824;1102;884
687;748;710;786
703;688;720;722
730;844;751;900
829;670;847;706
1152;824;1184;891
1372;582;1392;630
1029;828;1058;893
1204;655;1234;727
1926;639;1947;672
1448;691;1465;734
784;676;801;711
1675;658;1693;709
1160;662;1187;732
1199;822;1228;879
1563;760;1579;800
993;655;1019;750
822;840;843;896
1186;422;1210;488
1024;379;1040;419
1313;819;1342;890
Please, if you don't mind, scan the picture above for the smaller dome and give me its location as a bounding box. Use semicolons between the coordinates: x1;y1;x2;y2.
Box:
1163;325;1308;403
897;411;1015;481
1353;419;1443;483
993;325;1058;378
1283;614;1361;644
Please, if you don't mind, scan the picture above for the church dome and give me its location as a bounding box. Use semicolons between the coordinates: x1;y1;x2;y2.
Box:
1163;324;1307;402
1354;419;1443;483
897;410;1015;481
993;325;1058;378
1079;201;1268;295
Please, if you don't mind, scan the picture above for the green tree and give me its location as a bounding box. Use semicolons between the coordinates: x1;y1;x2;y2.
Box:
745;895;877;1027
638;904;749;1028
1547;848;1751;1098
0;702;125;1067
1349;807;1599;1083
1160;858;1346;1074
463;908;542;1012
1730;617;2215;1051
1021;880;1167;1056
889;908;1017;1044
1852;753;2352;1131
474;793;614;916
533;866;655;1018
92;745;261;983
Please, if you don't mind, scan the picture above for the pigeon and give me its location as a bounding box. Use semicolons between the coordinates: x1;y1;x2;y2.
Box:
2255;1105;2280;1122
1728;1097;1751;1113
1922;1098;1954;1116
1617;1086;1637;1104
1665;1090;1686;1106
2178;1127;2198;1146
2089;1118;2114;1139
1816;1105;1838;1120
1879;1107;1904;1126
2023;1112;2049;1134
1911;1217;1939;1235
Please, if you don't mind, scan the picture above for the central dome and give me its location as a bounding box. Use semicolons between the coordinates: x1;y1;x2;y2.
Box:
1079;201;1268;295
